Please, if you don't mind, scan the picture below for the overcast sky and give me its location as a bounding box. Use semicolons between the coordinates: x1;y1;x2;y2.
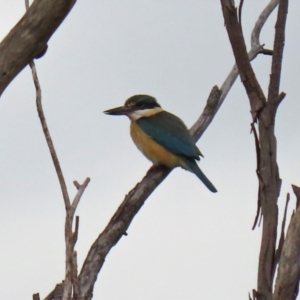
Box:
0;1;300;299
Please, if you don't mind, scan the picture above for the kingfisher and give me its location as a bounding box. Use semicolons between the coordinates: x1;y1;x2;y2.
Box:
104;95;217;193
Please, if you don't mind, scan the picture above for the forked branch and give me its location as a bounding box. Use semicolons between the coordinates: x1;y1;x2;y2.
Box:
24;2;90;299
220;0;288;300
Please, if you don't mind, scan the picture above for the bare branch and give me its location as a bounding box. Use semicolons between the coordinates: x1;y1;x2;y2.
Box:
73;181;81;190
260;48;274;56
72;251;80;299
192;0;278;141
24;0;30;10
190;86;221;140
73;1;281;297
22;6;90;295
276;91;286;107
53;283;63;300
24;0;71;210
267;0;288;106
251;0;279;49
33;293;40;300
76;86;221;297
250;122;262;230
220;0;266;120
31;59;71;209
64;179;90;300
23;3;73;297
78;172;157;296
33;0;279;298
220;0;288;299
273;193;290;279
24;3;90;297
238;0;244;25
292;185;300;209
72;216;80;245
216;0;278;117
43;290;54;300
71;178;90;215
0;0;76;97
273;187;300;300
257;1;287;298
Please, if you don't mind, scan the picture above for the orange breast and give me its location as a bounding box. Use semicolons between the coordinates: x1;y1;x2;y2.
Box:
130;121;184;168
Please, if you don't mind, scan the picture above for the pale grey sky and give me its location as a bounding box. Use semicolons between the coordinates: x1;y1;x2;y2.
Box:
0;1;299;299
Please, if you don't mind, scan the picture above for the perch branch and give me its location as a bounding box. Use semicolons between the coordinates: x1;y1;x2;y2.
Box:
74;1;280;297
76;86;220;298
37;0;280;298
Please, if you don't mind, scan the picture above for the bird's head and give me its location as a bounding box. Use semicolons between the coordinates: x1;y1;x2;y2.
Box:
104;95;162;120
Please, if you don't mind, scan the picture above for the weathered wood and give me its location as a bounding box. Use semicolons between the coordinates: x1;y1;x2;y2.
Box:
220;0;288;299
273;186;300;300
0;0;76;96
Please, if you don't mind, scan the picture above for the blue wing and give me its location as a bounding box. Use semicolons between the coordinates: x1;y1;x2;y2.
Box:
137;111;202;160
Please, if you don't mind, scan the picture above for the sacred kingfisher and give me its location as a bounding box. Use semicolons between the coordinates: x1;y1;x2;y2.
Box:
104;95;217;193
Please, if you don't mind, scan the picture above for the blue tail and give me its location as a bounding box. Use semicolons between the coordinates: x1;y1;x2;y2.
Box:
182;158;217;193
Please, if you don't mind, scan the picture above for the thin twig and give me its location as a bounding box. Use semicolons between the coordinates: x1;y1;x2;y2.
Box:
71;178;90;215
24;0;71;211
32;62;70;209
63;178;90;299
250;122;262;229
25;2;89;298
251;0;279;49
238;0;244;26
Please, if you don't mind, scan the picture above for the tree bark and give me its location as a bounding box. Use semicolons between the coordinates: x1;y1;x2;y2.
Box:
220;0;288;299
0;0;76;97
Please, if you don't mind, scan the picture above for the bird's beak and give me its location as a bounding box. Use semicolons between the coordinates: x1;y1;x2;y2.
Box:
103;105;135;116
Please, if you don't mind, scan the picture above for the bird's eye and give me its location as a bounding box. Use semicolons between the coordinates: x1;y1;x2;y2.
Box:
136;102;144;108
